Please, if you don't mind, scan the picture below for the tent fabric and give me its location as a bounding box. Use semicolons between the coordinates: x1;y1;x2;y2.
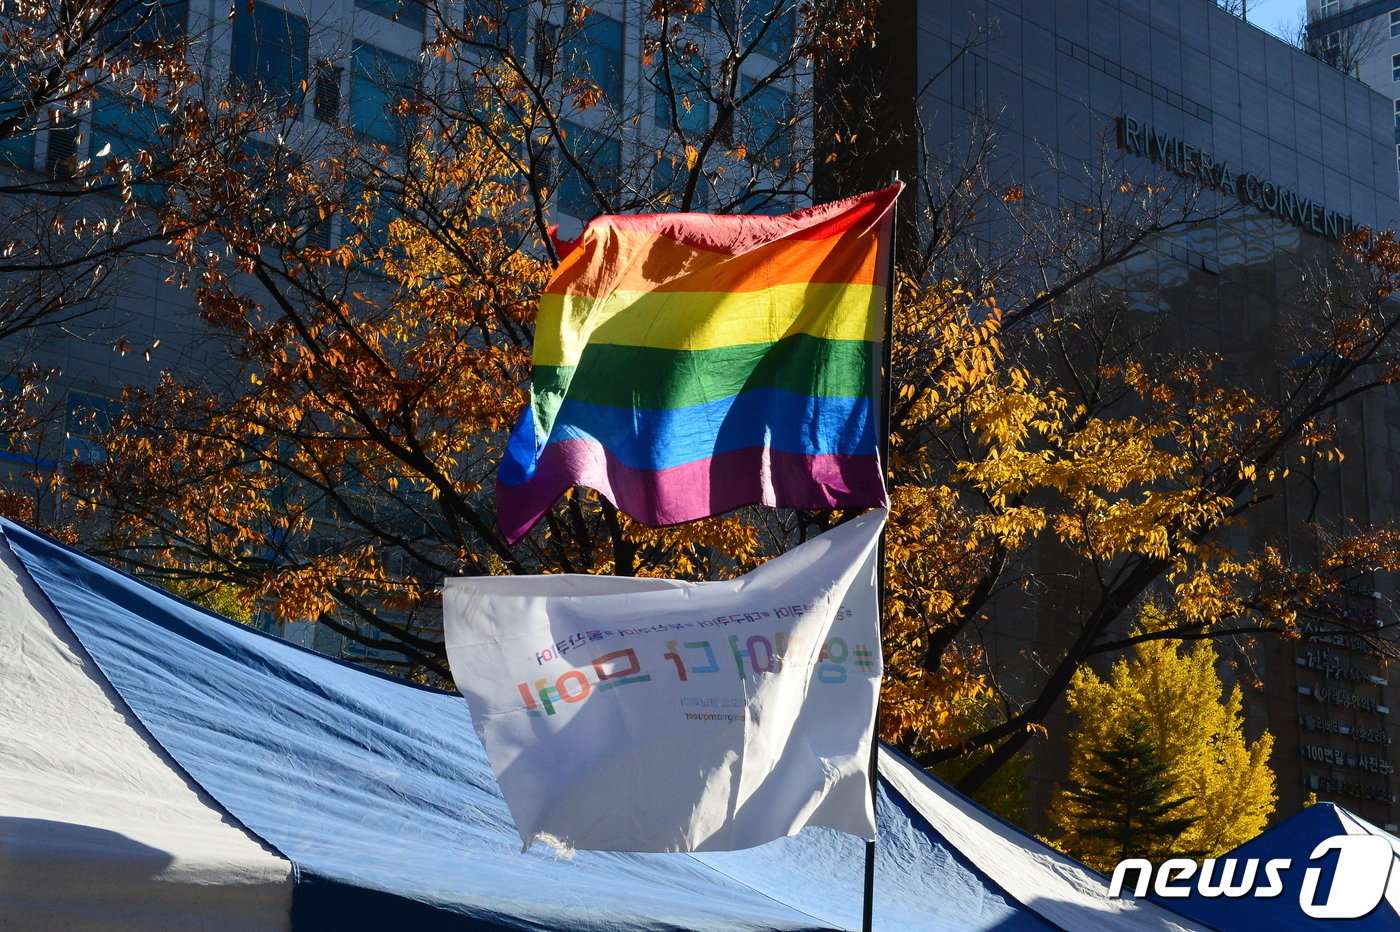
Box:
0;522;293;930
880;754;1213;932
0;518;1213;931
1171;802;1400;931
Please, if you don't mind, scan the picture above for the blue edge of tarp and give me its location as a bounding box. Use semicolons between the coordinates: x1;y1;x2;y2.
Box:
4;518;1073;932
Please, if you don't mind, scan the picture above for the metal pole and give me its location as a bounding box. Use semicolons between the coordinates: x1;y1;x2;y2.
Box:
862;171;900;932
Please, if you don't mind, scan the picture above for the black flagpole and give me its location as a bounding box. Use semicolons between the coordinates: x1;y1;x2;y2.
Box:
862;172;899;932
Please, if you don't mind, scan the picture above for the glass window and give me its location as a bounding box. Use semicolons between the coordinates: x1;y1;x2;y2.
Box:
355;0;426;30
736;190;789;215
1317;31;1340;63
0;71;33;167
1320;0;1339;15
533;20;560;79
740;76;793;166
91;91;168;204
467;2;530;64
1393;51;1400;81
572;14;623;105
748;8;794;59
231;2;310;109
1394;99;1400;129
243;141;331;247
712;1;795;60
0;132;32;167
556;122;619;220
651;153;707;210
344;179;402;259
64;391;123;462
504;6;531;63
103;0;188;48
1392;9;1400;37
654;61;709;135
350;43;420;147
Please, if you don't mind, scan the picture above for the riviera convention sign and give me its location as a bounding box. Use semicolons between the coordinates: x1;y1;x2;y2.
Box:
1117;115;1359;242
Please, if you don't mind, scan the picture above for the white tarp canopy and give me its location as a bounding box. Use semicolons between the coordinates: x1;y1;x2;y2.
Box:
0;521;292;929
0;518;1214;931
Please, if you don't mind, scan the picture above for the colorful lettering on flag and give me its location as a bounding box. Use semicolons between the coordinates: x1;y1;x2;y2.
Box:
495;185;901;544
443;510;885;853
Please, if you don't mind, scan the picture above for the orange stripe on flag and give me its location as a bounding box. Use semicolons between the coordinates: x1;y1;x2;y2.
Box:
546;226;882;299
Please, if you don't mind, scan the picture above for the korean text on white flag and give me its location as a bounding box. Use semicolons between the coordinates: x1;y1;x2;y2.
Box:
443;510;885;853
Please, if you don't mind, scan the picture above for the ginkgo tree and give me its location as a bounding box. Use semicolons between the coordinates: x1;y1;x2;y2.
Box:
1048;605;1276;871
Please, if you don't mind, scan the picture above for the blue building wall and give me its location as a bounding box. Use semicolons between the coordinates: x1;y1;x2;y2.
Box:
883;0;1400;830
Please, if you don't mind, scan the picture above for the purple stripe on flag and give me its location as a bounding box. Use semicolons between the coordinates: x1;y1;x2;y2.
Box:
497;439;887;545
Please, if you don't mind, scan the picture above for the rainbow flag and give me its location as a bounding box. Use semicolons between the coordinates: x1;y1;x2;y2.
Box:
496;185;900;545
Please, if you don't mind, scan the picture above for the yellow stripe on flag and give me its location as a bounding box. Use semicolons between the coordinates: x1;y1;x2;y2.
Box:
534;283;884;368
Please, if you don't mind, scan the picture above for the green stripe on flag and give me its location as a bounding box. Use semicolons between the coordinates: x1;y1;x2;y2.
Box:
529;333;874;437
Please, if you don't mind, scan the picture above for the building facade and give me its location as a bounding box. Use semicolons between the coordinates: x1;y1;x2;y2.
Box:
0;0;447;658
1307;0;1400;197
852;0;1400;830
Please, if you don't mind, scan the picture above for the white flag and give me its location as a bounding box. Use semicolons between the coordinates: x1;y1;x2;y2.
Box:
443;510;885;853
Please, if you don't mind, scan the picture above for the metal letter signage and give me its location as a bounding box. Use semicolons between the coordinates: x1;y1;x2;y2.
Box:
1117;115;1359;242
